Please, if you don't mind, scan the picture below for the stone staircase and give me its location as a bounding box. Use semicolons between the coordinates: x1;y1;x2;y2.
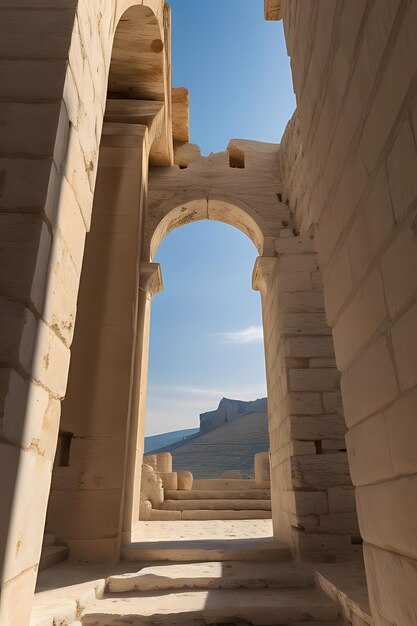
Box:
152;478;272;521
81;536;344;625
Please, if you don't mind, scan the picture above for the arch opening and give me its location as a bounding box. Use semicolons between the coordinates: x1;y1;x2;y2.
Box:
139;220;270;520
149;198;266;260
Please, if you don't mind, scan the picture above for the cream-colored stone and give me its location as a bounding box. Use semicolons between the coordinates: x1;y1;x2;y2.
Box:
391;302;417;391
177;471;193;490
160;472;178;490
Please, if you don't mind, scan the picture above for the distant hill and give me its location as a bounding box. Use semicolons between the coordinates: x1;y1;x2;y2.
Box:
145;398;269;478
144;427;199;453
170;410;269;478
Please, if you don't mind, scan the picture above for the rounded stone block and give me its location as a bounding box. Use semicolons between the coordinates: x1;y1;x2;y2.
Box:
177;471;193;490
139;500;152;520
161;472;178;490
155;452;172;473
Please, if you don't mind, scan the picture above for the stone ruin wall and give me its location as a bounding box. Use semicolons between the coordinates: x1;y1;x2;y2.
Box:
279;1;417;623
200;397;268;434
254;236;359;562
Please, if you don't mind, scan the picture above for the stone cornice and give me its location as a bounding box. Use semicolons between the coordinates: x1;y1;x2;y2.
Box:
252;256;277;293
140;262;164;299
264;0;281;20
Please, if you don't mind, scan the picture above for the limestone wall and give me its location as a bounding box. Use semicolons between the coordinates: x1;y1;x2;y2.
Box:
0;2;169;624
200;397;268;434
254;233;358;561
279;1;417;622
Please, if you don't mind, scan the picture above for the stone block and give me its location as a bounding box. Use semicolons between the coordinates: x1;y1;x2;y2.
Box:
328;486;357;514
160;472;178;490
380;216;417;317
290;413;346;441
71;436;125;490
318;512;360;536
290;527;354;562
284;392;323;415
46;488;122;540
63;127;94;229
279;290;325;314
53;176;87;274
364;542;417;626
280;490;328;516
177;471;193;490
0;156;52;211
384;388;417;476
291;453;352;490
43;232;81;347
323;242;353;325
254;452;270;482
387;116;417;222
0;565;38;626
357;475;417;560
359;1;417;172
270;441;316;470
309;358;337;368
0;8;75;59
0;101;61;156
341;336;398;427
346;413;395;486
1;445;53;583
155;452;173;473
0;213;51;314
0;59;67;101
0;297;37;374
3;371;51;450
391;302;417;390
288;336;335;358
31;319;71;398
289;368;340;392
322;391;344;415
348;166;394;283
274;271;312;292
275;234;315;254
332;268;388;370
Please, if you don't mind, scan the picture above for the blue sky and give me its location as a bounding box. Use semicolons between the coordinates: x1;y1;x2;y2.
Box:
145;1;295;435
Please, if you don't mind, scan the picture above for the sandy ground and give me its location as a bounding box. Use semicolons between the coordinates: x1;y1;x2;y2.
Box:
131;519;273;542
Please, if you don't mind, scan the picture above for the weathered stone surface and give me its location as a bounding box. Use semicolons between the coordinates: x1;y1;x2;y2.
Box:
177;471;193;490
107;561;313;592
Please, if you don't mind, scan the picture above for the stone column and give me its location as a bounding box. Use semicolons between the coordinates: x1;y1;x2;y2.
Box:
45;122;150;562
253;231;359;561
122;262;163;539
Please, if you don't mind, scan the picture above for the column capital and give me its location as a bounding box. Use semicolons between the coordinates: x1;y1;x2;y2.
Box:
139;262;163;299
252;256;277;293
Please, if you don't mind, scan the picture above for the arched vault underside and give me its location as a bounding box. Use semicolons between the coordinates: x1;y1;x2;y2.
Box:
145;140;291;258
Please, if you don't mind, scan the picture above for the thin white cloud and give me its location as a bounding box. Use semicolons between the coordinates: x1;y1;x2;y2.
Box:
215;325;263;344
146;383;267;436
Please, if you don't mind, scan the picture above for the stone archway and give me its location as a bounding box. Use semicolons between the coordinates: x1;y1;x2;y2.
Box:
0;2;172;624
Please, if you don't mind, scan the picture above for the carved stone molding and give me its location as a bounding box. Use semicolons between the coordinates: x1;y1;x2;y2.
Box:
252;256;277;294
139;262;164;299
264;0;281;20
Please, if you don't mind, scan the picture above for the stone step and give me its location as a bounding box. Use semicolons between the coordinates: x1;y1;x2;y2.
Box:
82;588;341;625
161;499;272;511
181;509;272;520
39;545;69;571
165;489;271;500
149;509;271;521
192;479;270;490
150;509;181;521
121;538;290;562
107;560;315;592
